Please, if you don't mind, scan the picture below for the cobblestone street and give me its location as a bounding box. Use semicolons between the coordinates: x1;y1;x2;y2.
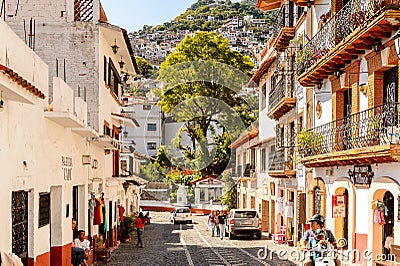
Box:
108;212;298;266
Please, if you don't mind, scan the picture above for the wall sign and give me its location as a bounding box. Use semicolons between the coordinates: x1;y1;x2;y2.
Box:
332;195;346;218
348;165;374;187
62;156;73;181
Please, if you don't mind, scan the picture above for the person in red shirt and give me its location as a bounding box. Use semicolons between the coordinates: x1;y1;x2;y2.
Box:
135;212;145;248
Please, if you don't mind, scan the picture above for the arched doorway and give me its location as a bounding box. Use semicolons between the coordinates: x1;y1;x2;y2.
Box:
382;191;394;255
370;177;399;260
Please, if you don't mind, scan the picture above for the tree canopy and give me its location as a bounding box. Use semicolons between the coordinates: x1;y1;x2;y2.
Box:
156;31;257;179
135;56;156;78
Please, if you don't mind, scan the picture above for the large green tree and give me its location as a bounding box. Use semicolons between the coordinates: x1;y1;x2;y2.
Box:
135;56;156;78
156;31;256;179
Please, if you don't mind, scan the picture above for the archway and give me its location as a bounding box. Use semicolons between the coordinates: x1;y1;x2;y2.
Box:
334;187;349;249
332;178;356;251
369;176;399;261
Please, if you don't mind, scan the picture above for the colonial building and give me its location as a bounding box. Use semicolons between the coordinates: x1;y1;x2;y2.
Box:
1;0;141;264
256;0;400;263
250;0;308;244
121;96;163;158
294;0;400;263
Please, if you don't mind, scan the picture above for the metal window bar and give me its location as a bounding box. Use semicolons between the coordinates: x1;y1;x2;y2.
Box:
296;0;399;75
298;102;400;157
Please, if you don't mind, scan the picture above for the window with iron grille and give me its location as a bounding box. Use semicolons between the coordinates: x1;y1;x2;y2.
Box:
314;186;321;215
147;123;157;131
261;148;266;172
39;193;50;228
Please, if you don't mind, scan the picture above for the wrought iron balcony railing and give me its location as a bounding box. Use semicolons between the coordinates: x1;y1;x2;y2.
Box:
269;146;295;171
268;74;295;111
273;4;295;38
296;0;400;76
299;102;400;157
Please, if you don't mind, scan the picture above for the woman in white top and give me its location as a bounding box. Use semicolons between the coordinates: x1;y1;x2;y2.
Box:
385;229;395;255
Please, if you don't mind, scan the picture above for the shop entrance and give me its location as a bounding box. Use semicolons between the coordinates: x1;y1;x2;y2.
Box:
382;191;394;255
334;188;349;249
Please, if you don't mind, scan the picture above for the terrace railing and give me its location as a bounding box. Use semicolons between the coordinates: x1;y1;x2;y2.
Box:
299;102;400;157
273;4;295;38
268;74;295;111
296;0;400;75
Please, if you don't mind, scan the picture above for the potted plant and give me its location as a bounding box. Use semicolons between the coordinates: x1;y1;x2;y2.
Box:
297;129;323;156
120;214;136;243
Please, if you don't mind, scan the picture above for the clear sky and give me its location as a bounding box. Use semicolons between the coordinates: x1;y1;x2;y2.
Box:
101;0;197;33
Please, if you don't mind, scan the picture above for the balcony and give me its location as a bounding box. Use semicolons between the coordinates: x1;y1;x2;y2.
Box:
88;135;120;150
272;4;295;50
0;20;47;104
256;0;281;11
44;77;85;128
296;0;400;85
243;163;255;178
299;102;400;167
268;148;296;178
267;75;296;120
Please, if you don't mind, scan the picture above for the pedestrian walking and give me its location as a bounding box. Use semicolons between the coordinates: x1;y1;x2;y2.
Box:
215;210;220;237
135;212;145;248
208;211;216;237
218;211;227;240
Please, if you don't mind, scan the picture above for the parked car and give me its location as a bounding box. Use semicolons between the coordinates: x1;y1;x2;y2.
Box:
170;207;192;224
225;209;262;239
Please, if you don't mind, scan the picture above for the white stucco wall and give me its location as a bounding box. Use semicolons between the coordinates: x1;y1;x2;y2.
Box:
355;188;369;235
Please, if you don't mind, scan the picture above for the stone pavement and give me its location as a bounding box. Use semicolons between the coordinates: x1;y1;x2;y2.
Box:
107;212;183;266
103;212;351;266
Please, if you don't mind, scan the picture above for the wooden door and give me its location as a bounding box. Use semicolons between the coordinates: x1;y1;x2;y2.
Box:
262;200;269;232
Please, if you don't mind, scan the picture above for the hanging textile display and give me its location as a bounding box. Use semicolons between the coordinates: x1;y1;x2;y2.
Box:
103;203;108;239
94;197;103;225
285;201;294;218
275;197;285;216
119;205;125;222
372;200;387;225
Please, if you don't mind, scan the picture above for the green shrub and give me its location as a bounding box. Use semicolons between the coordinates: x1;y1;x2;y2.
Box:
121;214;137;242
298;129;323;156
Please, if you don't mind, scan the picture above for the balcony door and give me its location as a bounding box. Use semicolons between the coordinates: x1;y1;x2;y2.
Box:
383;67;398;129
288;1;294;27
383;66;398;103
343;89;352;150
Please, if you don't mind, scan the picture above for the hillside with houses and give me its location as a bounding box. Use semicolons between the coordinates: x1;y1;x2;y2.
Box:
130;0;277;68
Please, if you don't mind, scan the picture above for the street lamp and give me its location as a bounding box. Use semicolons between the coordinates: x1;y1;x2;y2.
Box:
111;39;119;54
118;57;125;69
393;30;400;58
